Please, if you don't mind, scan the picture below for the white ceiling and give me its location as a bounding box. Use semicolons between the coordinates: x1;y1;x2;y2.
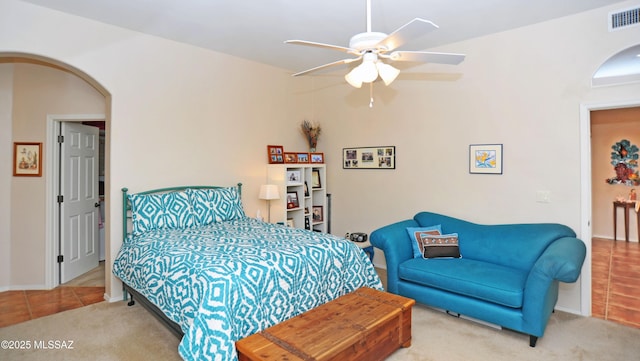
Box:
20;0;628;75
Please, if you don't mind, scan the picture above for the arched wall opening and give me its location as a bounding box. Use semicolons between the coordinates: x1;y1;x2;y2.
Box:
1;52;112;294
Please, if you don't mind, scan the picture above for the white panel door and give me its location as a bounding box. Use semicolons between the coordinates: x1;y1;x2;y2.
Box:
60;122;99;283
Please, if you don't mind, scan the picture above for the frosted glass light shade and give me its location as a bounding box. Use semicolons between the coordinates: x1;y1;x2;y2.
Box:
345;68;363;88
376;62;400;86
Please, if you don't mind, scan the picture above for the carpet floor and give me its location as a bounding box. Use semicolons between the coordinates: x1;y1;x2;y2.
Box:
1;299;639;361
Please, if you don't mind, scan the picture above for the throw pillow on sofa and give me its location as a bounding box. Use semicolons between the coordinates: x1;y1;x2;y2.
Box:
406;225;442;258
420;233;461;259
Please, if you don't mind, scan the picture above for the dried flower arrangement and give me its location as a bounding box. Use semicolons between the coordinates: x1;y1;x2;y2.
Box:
300;120;321;151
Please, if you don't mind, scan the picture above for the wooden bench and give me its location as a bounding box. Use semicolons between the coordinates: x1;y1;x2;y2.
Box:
236;287;415;361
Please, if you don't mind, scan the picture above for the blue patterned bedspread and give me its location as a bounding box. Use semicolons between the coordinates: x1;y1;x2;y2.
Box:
113;217;383;361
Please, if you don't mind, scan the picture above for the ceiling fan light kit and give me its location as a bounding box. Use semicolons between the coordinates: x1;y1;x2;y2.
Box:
286;0;465;98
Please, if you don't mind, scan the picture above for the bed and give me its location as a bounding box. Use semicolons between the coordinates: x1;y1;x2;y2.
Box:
112;184;383;361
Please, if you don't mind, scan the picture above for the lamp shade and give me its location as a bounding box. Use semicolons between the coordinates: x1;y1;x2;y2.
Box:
259;184;280;200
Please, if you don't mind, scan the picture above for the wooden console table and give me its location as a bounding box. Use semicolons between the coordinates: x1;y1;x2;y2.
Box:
613;201;639;242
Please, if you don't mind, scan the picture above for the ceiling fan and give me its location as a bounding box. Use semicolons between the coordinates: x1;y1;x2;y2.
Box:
285;0;466;88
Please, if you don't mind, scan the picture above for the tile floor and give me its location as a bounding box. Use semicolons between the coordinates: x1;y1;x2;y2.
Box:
0;263;105;328
591;237;640;328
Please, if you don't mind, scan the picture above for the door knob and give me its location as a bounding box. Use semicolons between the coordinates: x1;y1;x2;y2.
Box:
95;202;100;208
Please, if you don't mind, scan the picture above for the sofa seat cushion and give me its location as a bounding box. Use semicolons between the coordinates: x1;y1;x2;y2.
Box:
398;258;528;308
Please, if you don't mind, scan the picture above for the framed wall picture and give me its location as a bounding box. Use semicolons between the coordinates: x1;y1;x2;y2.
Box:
310;152;324;163
267;145;284;164
312;206;323;222
469;144;503;174
286;191;299;209
311;169;321;188
13;142;42;177
343;146;395;169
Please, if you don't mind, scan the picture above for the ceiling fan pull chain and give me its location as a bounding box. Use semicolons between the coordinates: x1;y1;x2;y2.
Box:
369;83;374;108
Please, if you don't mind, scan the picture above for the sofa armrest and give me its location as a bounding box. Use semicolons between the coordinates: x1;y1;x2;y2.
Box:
532;237;586;283
522;237;586;335
370;219;419;293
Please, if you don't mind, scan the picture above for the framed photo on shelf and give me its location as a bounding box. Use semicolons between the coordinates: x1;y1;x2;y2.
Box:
343;146;395;169
469;144;503;174
286;170;301;184
312;206;323;222
296;152;309;163
13;142;42;177
286;191;299;209
284;152;297;163
311;169;321;188
310;152;324;163
267;145;284;164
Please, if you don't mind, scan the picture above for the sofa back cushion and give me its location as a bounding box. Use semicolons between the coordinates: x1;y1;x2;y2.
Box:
414;212;576;272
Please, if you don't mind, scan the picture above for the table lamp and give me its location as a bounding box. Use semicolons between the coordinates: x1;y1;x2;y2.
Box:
259;184;280;223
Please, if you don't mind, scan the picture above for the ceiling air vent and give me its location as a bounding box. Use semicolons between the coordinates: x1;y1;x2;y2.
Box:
609;6;640;31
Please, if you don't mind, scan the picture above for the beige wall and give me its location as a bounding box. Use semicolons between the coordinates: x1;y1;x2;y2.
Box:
591;107;640;242
0;64;12;288
2;0;640;314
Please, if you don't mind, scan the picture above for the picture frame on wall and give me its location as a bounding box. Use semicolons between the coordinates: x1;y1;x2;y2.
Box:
267;145;284;164
469;144;503;174
343;146;395;169
13;142;42;177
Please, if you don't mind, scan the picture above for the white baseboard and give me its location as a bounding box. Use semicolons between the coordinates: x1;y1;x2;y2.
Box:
1;284;50;291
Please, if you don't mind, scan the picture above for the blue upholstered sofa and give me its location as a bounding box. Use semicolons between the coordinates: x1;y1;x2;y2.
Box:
370;212;586;347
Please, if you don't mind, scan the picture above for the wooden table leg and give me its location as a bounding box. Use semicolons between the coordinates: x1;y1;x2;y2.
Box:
613;203;618;241
624;205;630;242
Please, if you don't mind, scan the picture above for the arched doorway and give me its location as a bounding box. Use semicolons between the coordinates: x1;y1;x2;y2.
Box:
1;52;111;291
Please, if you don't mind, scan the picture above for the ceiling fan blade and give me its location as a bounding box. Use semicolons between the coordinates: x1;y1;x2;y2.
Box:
389;51;466;65
376;18;439;52
285;40;355;54
291;57;361;77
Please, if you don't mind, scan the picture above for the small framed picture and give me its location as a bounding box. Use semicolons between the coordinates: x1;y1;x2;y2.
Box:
310;152;324;163
14;142;42;177
284;152;297;163
296;152;309;163
286;218;295;228
312;206;324;222
286;191;299;209
311;169;321;188
286;170;302;184
267;145;284;164
469;144;503;174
